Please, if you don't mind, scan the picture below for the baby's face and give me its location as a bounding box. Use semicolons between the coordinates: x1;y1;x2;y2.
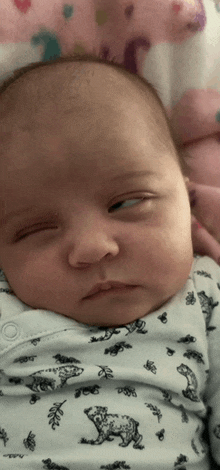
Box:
0;65;193;327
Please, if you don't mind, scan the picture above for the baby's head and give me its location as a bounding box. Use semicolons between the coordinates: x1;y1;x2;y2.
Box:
0;54;193;327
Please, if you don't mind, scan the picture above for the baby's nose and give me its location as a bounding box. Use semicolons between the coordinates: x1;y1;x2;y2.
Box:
67;230;119;268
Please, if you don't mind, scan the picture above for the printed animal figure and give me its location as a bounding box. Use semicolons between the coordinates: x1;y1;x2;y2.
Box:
197;291;219;330
42;458;70;470
100;462;130;469
214;424;220;439
177;334;196;344
14;355;37;363
9;377;23;385
158;312;168;323
174;453;188;466
123;319;148;335
74;384;100;398
104;342;132;356
26;365;84;392
53;354;81;364
90;328;121;342
91;320;148;342
82;406;144;449
30;394;40;405
183;349;204;364
144;360;157;374
166;347;175;356
177;364;200;402
156;429;165;441
3;454;24;458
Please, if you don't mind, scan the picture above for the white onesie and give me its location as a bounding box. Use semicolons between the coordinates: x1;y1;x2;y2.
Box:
1;255;220;470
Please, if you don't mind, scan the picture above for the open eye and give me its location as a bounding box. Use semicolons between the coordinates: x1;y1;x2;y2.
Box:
109;198;143;213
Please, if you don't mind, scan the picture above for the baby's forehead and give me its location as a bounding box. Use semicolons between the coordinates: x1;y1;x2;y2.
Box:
0;61;158;125
0;62;175;173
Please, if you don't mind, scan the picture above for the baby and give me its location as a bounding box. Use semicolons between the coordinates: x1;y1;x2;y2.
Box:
0;54;220;470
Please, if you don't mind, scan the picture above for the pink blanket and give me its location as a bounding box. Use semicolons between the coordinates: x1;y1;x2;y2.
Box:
1;0;220;264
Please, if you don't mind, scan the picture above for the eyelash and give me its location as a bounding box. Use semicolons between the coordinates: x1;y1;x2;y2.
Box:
15;197;147;241
15;224;57;241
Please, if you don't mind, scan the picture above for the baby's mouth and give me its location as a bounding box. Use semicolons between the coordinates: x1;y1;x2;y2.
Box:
84;282;138;300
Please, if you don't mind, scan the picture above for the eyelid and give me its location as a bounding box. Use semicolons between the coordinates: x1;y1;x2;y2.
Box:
109;193;153;208
15;223;57;241
13;193;155;241
110;191;156;205
110;191;150;201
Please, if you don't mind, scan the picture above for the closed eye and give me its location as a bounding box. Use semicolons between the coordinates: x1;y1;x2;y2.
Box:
15;224;57;241
109;198;144;213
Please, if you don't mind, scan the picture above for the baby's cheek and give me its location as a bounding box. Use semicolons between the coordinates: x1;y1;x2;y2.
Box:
4;258;41;305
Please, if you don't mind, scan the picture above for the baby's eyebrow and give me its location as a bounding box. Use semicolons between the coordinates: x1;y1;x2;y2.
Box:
110;170;156;182
0;207;36;228
0;171;156;228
